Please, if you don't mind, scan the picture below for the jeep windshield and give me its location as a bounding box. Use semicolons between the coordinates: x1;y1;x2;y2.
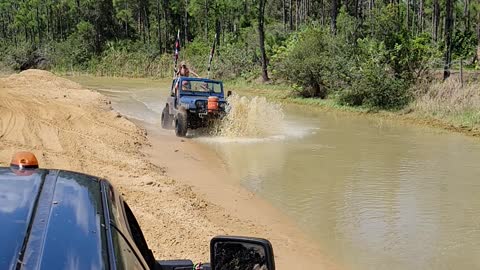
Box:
180;80;222;94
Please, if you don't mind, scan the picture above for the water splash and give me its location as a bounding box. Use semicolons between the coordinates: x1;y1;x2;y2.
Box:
212;94;284;138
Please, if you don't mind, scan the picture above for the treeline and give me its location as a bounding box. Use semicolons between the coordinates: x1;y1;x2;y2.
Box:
0;0;479;109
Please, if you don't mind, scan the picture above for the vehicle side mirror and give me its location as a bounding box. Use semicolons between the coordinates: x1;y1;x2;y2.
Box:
227;91;232;97
210;236;275;270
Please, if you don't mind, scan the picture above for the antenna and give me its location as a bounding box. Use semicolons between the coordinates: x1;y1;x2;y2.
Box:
207;34;217;79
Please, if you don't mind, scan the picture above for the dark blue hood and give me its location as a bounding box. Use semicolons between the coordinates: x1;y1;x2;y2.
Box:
0;168;108;270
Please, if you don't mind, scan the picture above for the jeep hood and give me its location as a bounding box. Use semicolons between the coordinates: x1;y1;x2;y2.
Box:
179;95;227;106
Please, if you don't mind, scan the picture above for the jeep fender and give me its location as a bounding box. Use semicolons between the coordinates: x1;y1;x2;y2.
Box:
176;106;188;118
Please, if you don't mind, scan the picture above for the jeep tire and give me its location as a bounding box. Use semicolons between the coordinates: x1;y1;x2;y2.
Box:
175;110;188;137
161;106;173;129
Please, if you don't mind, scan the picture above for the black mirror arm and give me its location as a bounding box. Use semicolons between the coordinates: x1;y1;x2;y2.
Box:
155;260;211;270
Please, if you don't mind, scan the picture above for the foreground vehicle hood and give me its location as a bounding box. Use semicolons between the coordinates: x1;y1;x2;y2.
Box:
0;168;108;270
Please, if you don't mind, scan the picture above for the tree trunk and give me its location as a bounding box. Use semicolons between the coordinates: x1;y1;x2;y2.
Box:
331;0;339;34
163;0;170;51
0;15;5;40
295;0;299;30
184;0;188;46
289;0;294;30
75;0;81;25
406;0;410;30
477;11;480;63
215;18;221;48
258;0;269;81
137;0;151;43
145;3;151;42
320;0;325;25
419;0;424;32
283;0;287;30
125;1;129;37
36;5;41;44
157;0;162;52
464;0;470;31
354;0;359;19
412;0;416;33
443;0;454;80
433;0;440;42
205;0;209;38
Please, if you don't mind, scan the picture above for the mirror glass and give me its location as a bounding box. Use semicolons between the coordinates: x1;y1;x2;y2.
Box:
213;241;269;270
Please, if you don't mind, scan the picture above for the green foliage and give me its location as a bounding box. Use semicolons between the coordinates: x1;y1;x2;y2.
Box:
338;39;411;109
89;41;171;77
388;32;440;81
52;21;96;69
183;39;211;74
452;29;478;60
214;41;258;80
0;0;477;112
2;43;38;70
273;6;435;109
273;27;332;98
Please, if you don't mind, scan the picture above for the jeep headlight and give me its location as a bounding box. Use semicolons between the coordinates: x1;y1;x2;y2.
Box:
195;100;207;111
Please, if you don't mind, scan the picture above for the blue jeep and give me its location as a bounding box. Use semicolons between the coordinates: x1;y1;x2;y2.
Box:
161;77;230;137
1;152;275;270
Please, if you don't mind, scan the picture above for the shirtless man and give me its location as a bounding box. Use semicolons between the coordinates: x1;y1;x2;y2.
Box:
176;61;199;77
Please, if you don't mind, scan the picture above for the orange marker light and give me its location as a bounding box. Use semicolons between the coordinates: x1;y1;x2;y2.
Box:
10;151;39;169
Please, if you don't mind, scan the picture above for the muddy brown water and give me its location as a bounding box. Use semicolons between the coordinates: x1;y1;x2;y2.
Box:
72;76;480;270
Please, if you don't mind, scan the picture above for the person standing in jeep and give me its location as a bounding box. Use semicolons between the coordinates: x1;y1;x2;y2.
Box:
174;61;198;95
176;61;199;78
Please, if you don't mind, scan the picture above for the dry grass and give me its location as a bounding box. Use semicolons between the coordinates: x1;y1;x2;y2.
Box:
412;78;480;128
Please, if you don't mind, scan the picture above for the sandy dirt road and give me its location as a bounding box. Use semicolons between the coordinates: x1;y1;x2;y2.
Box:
0;70;336;269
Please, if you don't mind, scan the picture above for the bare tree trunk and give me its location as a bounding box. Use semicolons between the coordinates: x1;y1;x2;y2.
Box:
406;0;410;30
369;0;374;22
289;0;294;30
307;0;311;19
258;0;269;81
36;5;41;44
125;1;129;37
157;0;162;52
283;0;287;30
413;0;417;33
444;0;454;80
163;0;170;51
46;5;50;40
419;0;424;32
464;0;470;31
433;0;440;42
205;0;209;38
300;0;304;24
143;4;150;43
320;0;325;25
477;11;480;63
354;0;359;19
331;0;339;34
0;15;4;40
184;0;188;46
215;18;221;48
295;0;299;30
